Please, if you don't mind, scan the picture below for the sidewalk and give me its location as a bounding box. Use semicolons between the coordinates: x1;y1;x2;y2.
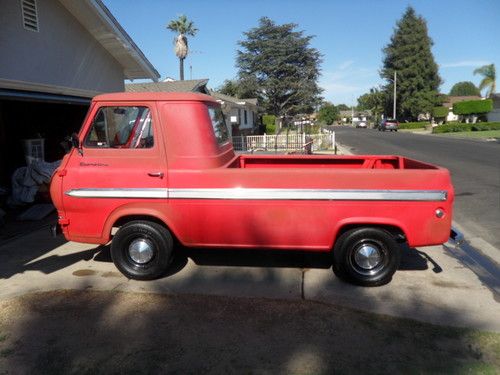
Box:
0;227;499;332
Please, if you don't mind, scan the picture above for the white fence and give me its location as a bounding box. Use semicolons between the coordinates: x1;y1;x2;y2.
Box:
232;132;336;153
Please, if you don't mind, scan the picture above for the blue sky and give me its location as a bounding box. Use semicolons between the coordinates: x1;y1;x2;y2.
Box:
104;0;500;106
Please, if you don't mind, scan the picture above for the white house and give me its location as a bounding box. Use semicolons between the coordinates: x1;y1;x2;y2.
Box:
0;0;159;184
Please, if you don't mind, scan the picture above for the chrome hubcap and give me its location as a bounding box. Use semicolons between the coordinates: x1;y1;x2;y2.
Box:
128;238;154;264
354;244;382;270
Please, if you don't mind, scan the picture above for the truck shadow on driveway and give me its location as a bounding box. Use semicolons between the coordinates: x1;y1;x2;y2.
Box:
91;243;437;275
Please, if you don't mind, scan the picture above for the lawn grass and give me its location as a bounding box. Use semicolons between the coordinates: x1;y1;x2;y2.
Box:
437;130;500;139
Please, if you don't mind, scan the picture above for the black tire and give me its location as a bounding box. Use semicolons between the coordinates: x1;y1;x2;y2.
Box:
332;227;401;286
111;220;173;280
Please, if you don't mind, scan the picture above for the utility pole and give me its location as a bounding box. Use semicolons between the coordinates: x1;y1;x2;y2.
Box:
393;71;397;119
351;95;354;125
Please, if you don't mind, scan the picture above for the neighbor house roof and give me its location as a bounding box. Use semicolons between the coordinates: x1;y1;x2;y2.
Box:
442;95;482;108
59;0;159;81
210;91;259;108
125;79;210;94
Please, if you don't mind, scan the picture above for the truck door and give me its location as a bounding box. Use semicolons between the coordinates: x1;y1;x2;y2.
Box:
61;102;167;240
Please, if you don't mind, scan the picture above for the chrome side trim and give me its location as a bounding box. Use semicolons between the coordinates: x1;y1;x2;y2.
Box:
65;188;168;199
168;188;447;201
65;188;447;201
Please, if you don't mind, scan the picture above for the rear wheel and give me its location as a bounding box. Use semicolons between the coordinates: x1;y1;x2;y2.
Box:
332;227;401;286
111;220;173;280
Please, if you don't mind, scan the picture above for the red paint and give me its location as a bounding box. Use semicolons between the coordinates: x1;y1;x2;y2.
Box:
50;92;454;251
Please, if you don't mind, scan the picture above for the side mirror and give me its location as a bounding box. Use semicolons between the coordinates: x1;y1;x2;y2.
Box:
71;133;83;156
71;133;80;149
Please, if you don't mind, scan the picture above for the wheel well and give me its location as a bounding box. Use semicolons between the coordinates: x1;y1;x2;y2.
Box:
335;224;406;244
112;215;179;242
114;215;166;228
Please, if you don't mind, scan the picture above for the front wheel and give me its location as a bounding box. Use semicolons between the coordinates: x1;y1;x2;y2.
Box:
111;220;173;280
332;227;401;286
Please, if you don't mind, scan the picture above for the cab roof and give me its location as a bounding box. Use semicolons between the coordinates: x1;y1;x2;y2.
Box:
93;91;218;104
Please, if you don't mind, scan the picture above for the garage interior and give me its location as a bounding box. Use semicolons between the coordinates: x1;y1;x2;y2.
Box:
0;90;90;241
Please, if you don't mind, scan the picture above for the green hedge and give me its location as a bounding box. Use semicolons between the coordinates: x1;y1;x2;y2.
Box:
432;122;500;133
453;99;493;115
262;114;276;134
432;106;449;118
399;122;429;129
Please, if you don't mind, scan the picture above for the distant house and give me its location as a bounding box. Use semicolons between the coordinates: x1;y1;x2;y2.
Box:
0;0;159;184
210;92;259;136
442;95;482;122
339;110;371;124
487;94;500;122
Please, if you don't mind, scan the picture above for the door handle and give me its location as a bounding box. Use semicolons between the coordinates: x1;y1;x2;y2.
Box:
148;172;164;178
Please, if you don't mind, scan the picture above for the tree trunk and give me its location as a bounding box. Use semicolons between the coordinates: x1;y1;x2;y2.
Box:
179;57;185;81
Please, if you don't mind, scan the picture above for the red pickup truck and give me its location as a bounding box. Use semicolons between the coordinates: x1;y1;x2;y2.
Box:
50;92;454;286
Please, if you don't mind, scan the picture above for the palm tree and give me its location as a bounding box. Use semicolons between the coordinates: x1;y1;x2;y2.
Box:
473;64;496;97
166;15;198;81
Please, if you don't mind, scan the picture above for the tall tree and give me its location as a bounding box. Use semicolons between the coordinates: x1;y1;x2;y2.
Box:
217;80;240;97
217;78;259;99
335;104;351;111
357;87;387;121
449;81;480;96
474;64;496;97
381;7;441;120
237;17;323;121
166;15;198;81
317;102;339;125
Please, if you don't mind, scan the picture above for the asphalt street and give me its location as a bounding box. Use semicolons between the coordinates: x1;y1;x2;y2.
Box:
332;126;500;253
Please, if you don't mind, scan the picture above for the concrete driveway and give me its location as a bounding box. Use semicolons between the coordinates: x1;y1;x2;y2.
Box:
0;227;499;332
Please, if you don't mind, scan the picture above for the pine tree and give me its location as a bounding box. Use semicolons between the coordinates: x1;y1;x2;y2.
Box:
237;17;323;120
381;7;441;120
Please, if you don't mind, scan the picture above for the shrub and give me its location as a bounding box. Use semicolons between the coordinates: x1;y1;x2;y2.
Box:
453;99;493;115
470;122;500;131
262;114;276;134
432;122;500;133
432;106;449;118
399;122;429;129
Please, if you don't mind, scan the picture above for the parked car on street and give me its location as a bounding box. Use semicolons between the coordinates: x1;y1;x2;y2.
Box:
378;119;399;132
355;121;367;128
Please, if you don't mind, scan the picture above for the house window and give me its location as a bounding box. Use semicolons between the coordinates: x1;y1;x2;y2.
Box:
21;0;39;32
244;110;247;124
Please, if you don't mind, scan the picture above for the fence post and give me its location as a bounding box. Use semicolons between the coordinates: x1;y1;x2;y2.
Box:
264;133;267;151
331;132;335;151
302;132;306;149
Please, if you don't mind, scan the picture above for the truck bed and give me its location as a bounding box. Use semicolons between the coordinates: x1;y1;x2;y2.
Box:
232;155;438;170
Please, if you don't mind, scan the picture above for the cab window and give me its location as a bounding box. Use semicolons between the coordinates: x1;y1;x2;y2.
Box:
208;107;229;145
84;106;154;148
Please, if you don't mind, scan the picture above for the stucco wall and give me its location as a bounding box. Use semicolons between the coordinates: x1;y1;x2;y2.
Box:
0;0;124;94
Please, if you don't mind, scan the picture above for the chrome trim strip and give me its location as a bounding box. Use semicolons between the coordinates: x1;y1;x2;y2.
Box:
65;188;168;199
168;188;447;201
66;188;447;201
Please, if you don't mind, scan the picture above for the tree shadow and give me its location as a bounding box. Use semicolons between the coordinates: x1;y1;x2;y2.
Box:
0;290;496;374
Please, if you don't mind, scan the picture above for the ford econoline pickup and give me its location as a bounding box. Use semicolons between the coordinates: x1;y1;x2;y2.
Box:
50;92;454;286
